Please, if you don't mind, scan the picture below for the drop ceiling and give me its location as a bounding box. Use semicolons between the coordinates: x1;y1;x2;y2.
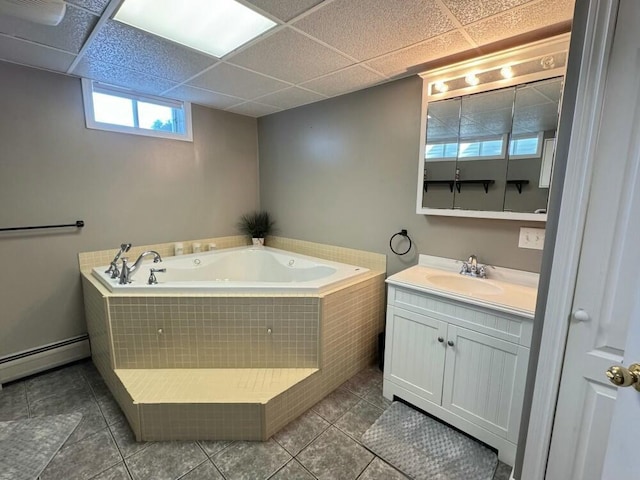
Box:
0;0;575;117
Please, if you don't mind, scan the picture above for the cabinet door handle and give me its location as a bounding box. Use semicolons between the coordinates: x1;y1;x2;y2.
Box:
438;337;444;343
447;340;454;347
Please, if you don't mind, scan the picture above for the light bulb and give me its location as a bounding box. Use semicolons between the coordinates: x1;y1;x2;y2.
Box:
433;81;448;93
500;66;514;79
465;73;480;86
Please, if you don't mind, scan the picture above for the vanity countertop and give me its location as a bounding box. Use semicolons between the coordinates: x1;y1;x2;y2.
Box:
386;255;538;318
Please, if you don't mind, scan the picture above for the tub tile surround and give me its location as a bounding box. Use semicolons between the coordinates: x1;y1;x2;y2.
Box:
79;237;386;443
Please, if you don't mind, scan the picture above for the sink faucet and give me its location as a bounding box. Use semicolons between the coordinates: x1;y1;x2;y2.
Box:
105;243;131;279
460;254;486;278
119;250;162;284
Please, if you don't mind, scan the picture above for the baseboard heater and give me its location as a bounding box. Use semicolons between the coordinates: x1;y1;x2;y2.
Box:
0;334;90;386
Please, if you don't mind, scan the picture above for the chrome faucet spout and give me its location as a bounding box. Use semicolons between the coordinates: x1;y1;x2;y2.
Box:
119;250;162;284
460;254;485;278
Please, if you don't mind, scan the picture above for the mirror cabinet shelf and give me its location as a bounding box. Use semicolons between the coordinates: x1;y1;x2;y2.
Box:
423;179;495;194
416;33;570;222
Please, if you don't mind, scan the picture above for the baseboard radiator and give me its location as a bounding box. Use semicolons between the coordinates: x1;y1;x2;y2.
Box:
0;335;90;386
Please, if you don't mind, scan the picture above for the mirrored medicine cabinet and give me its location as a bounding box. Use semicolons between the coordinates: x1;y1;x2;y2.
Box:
416;33;571;222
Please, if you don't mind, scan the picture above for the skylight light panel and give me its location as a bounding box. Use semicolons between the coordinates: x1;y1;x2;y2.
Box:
114;0;276;58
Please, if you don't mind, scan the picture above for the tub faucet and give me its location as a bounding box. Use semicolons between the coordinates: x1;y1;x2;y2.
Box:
105;243;132;279
119;250;162;284
460;254;486;278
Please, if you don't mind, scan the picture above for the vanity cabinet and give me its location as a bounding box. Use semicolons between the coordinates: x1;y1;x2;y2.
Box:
383;284;533;465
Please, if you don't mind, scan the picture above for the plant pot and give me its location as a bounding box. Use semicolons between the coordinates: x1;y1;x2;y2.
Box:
252;237;265;246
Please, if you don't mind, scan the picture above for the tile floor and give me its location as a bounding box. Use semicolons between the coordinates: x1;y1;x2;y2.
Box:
0;360;512;480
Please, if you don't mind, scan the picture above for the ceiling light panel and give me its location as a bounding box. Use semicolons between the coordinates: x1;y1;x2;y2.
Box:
114;0;277;58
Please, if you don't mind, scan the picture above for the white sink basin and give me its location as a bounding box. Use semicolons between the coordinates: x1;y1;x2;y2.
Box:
425;274;504;295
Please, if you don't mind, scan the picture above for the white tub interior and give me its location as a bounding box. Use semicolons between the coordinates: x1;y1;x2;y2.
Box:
92;246;370;293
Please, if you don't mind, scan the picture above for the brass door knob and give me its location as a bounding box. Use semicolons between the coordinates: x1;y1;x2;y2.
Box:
605;363;640;391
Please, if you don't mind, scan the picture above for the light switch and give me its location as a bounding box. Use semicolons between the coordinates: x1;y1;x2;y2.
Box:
519;227;545;250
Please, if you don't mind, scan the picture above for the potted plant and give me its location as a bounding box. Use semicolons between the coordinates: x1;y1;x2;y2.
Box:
237;211;276;246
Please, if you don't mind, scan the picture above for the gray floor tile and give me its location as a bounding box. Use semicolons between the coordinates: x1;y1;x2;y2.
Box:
109;420;151;458
179;460;224;479
334;399;384;443
361;384;392;411
197;440;232;457
125;441;206;480
273;410;329;456
297;426;373;480
311;387;360;423
269;459;315;480
25;366;91;403
341;367;383;398
30;389;107;445
96;394;126;425
358;457;408;479
0;382;29;421
40;428;122;480
212;439;292;480
493;461;512;480
91;462;132;480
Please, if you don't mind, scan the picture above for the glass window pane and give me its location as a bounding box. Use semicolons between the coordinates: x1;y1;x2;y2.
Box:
480;139;504;156
138;101;177;132
444;143;459;157
92;92;134;127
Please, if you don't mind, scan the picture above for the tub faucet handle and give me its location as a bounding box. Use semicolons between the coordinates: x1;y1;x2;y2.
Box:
148;268;166;285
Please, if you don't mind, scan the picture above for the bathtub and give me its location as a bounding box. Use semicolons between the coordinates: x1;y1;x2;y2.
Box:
92;246;369;294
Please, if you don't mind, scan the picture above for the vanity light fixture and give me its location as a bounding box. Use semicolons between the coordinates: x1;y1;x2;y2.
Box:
114;0;277;58
500;66;514;79
433;81;449;93
465;73;480;86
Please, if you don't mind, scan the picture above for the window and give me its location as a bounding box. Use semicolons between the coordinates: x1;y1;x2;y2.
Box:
425;134;508;162
81;79;192;141
509;132;544;158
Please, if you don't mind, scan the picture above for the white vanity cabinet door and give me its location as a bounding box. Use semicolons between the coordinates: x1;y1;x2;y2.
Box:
384;306;448;405
442;325;530;443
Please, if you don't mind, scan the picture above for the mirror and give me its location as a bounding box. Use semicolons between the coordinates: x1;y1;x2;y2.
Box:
416;34;569;221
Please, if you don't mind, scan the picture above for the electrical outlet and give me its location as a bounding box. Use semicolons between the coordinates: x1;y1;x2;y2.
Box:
518;227;545;250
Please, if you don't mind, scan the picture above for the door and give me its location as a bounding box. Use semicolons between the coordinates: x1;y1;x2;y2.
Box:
385;306;447;404
545;1;640;478
442;325;528;443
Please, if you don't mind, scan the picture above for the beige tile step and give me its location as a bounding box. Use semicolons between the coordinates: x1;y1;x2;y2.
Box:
115;368;318;404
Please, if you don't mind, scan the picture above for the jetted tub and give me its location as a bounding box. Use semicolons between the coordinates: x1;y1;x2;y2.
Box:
92;246;369;294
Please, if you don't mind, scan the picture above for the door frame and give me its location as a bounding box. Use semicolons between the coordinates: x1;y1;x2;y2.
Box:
520;1;619;478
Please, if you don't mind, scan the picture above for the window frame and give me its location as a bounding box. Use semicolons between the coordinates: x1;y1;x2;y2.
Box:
508;132;544;159
81;78;193;142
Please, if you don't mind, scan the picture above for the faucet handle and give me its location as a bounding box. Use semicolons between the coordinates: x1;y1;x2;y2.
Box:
148;268;166;285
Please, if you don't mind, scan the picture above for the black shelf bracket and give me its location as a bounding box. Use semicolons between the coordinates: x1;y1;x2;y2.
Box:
424;180;495;194
507;180;530;194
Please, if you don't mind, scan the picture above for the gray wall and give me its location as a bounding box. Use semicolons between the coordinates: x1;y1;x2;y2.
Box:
258;76;544;276
0;62;259;358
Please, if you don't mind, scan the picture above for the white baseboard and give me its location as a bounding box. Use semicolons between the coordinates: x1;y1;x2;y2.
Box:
0;336;90;385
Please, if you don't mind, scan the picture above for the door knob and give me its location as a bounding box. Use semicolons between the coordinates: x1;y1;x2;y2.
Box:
605;363;640;391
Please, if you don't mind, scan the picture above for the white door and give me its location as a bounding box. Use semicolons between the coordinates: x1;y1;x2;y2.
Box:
545;1;640;478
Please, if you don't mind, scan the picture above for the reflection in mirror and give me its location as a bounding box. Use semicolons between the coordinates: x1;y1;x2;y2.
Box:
504;77;563;213
422;98;460;209
454;87;515;211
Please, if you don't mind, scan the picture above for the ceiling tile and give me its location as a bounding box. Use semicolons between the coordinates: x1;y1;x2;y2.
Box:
227;27;352;84
73;58;178;95
366;30;474;78
244;0;323;22
302;65;385;97
255;87;325;110
81;20;218;83
0;4;97;53
0;36;75;72
188;63;290;100
65;0;111;15
441;0;531;26
227;102;282;117
162;85;244;110
293;0;455;61
464;0;575;46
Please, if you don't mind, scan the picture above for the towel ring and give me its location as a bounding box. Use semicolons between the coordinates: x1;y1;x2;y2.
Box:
389;229;412;256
